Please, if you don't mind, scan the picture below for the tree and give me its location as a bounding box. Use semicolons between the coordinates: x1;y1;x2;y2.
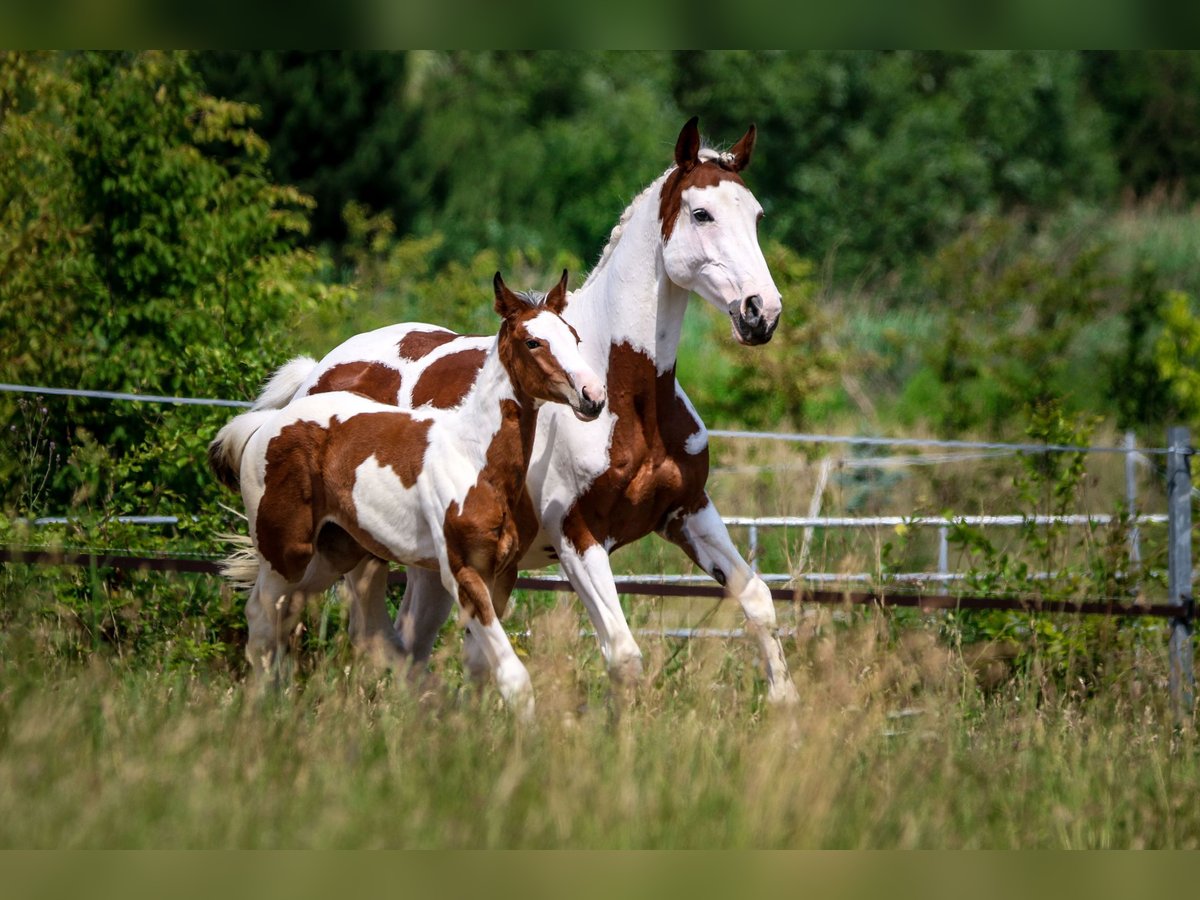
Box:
0;51;332;512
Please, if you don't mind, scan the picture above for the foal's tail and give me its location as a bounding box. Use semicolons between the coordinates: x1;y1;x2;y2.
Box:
217;529;260;592
252;356;318;410
207;408;277;492
208;356;315;492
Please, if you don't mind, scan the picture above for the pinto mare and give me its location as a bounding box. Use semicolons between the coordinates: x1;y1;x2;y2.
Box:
253;117;799;705
208;272;605;716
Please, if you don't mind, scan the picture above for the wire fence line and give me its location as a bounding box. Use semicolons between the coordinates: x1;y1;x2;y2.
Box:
0;380;1175;456
0;382;254;409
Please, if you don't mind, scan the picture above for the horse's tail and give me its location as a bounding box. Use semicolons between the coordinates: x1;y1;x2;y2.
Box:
207;408;276;492
252;355;318;411
216;529;259;592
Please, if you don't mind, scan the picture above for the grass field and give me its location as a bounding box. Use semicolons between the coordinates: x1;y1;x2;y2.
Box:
2;589;1196;849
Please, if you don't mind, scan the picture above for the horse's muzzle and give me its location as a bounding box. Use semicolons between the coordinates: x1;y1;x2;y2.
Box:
729;296;780;346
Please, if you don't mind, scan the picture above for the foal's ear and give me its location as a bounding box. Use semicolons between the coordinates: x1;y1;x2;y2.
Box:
727;123;756;172
493;271;525;319
674;115;701;172
545;269;569;315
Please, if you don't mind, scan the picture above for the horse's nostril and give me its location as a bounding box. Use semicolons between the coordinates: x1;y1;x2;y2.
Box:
743;295;763;325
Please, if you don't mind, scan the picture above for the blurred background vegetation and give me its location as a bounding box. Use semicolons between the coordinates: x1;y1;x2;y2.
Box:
4;50;1200;671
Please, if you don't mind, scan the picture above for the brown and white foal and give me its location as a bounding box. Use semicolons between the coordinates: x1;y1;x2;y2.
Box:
208;272;604;716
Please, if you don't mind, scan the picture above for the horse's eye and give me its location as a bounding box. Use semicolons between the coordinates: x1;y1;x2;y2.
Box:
693;209;713;224
525;339;541;350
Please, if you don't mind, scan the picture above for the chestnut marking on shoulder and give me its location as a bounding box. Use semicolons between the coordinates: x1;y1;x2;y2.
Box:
397;329;459;361
256;412;433;582
560;341;710;555
309;361;402;404
410;348;487;409
441;397;541;624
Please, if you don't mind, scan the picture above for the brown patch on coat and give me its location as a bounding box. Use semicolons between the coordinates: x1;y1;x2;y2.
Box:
560;342;709;556
442;397;541;624
309;361;402;404
255;412;433;582
659;160;748;243
410;348;487;409
397;329;459;361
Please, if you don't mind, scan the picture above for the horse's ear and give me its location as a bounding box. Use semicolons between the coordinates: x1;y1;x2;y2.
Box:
546;269;569;315
674;116;701;172
728;123;756;172
493;271;523;319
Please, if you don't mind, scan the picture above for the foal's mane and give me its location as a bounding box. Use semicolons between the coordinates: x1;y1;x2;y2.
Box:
580;146;730;290
513;289;549;307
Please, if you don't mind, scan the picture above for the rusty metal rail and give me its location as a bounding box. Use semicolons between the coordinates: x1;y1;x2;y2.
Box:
2;547;1187;620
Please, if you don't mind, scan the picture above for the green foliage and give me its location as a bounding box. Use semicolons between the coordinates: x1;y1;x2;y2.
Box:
294;201;584;354
1108;262;1179;428
191;51;1125;281
942;402;1147;687
915;215;1113;433
0;51;344;514
675;244;843;429
1083;51;1200;198
195;52;414;245
1153;288;1200;424
675;50;1116;279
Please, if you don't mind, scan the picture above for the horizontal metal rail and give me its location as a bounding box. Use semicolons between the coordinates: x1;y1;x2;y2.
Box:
23;513;1168;529
1;548;1186;619
1;381;1171;455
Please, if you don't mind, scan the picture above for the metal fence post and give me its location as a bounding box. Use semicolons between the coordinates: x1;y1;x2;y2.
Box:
1125;430;1142;582
1166;426;1195;718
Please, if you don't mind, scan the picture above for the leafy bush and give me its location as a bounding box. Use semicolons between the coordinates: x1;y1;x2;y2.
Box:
0;51;347;514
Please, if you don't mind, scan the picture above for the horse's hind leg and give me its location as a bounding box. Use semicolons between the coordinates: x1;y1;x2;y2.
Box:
660;495;799;705
344;555;408;670
246;567;306;686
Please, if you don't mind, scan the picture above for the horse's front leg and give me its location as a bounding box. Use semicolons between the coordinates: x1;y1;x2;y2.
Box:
554;534;644;686
661;494;799;705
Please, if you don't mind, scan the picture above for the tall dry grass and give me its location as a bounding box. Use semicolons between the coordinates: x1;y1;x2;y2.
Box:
1;597;1195;849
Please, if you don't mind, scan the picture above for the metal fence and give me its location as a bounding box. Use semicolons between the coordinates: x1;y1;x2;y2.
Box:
1;382;1195;712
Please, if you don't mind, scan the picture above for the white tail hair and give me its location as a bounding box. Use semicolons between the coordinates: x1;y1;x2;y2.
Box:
207;408;276;492
252;356;317;411
217;530;259;592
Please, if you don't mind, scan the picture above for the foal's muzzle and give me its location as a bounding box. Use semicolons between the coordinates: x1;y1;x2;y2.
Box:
729;295;780;346
574;384;606;421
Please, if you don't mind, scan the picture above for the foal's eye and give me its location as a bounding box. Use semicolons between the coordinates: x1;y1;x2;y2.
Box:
693;209;713;224
525;339;541;350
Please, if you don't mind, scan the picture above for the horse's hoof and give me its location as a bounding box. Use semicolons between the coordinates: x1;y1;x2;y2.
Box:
609;654;645;686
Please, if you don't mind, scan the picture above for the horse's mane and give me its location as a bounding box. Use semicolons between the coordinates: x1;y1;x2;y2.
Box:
580;147;730;290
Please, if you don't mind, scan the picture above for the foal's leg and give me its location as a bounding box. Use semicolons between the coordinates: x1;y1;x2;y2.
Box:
395;566;457;670
454;568;534;720
461;566;520;687
661;495;799;705
245;566;306;684
344;556;408;669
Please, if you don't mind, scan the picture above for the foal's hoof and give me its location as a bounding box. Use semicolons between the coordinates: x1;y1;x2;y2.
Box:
767;677;800;707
